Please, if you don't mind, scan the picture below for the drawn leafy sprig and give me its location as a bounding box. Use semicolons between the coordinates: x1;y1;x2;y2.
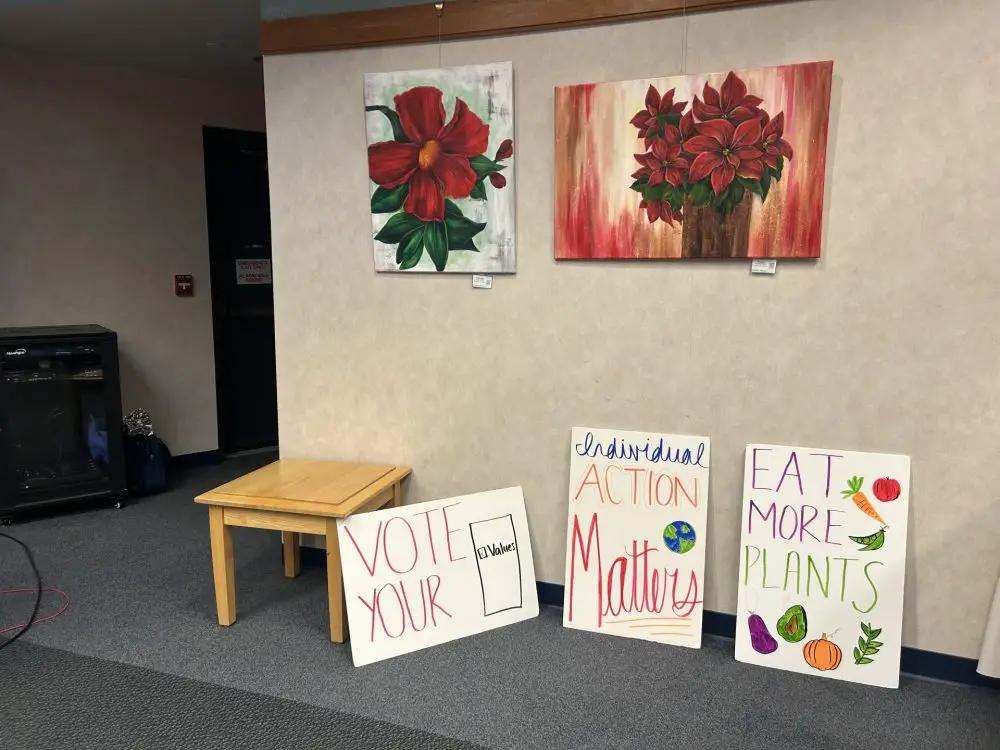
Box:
853;622;882;665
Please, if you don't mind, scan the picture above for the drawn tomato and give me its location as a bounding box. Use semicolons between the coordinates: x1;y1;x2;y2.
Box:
872;477;901;503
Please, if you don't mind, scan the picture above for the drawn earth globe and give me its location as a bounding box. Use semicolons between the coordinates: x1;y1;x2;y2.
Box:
663;521;696;554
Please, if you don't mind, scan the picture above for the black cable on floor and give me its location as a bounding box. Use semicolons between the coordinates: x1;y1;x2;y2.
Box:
0;531;42;651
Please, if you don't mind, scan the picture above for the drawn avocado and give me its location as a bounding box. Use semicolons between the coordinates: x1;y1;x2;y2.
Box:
776;604;808;643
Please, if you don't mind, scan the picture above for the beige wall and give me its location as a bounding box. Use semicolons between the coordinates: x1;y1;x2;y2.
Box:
263;0;1000;658
0;48;266;455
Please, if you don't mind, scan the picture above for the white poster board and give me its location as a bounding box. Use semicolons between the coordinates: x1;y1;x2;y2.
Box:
735;445;910;688
337;487;538;666
562;427;711;648
235;258;272;285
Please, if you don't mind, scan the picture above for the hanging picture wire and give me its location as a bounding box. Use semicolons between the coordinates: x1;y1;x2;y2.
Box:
436;2;444;67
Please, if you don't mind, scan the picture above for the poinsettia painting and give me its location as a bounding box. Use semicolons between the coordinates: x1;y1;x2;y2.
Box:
365;62;515;273
554;61;833;259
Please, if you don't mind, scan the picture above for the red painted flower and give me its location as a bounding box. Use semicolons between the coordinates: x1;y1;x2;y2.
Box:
489;172;507;188
367;86;489;221
639;198;683;226
692;72;763;124
686;118;765;195
632;136;690;188
758;112;794;171
495;139;513;161
630;85;687;142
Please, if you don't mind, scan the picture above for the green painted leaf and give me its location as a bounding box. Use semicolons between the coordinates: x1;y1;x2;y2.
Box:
731;182;746;205
760;170;772;201
775;155;785;181
869;640;883;649
396;228;425;269
371;184;409;213
424;221;449;271
444;210;486;252
630;178;649;192
364;105;410;143
858;637;867;653
469;155;500;180
644;183;667;202
470;181;488;201
853;647;862;662
861;623;871;637
690;180;712;207
856;657;874;665
871;628;882;639
444;200;463;219
740;177;763;197
864;646;879;655
665;112;682;127
374;212;424;244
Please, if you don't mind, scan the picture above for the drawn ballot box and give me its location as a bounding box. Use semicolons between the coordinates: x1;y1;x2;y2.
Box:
469;514;523;616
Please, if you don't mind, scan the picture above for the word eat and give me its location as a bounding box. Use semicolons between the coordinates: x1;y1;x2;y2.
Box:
751;448;844;497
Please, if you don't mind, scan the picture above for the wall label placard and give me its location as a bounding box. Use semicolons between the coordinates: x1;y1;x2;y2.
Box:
562;427;711;648
337;486;538;667
735;444;910;688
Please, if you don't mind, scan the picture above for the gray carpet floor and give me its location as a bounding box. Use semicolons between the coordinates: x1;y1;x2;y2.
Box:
2;455;998;749
3;640;484;750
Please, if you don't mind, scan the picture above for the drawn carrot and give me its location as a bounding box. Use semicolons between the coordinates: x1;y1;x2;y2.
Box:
841;476;886;525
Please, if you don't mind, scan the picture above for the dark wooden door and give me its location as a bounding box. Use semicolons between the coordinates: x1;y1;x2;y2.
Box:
203;127;278;453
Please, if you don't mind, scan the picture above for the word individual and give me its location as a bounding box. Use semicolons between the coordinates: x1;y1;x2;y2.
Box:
575;431;708;467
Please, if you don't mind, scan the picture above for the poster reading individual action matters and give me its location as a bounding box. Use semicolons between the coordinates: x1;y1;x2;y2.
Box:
735;445;910;688
563;427;711;648
337;487;538;667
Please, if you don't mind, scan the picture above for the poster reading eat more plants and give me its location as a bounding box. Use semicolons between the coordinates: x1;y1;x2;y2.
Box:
364;62;515;273
735;445;910;688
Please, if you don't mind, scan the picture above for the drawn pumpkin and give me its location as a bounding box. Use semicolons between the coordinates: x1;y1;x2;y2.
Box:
803;634;842;671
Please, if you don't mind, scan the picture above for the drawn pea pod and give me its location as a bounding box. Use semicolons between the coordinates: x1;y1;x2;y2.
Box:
848;527;887;552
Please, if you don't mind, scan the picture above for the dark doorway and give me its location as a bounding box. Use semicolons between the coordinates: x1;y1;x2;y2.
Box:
203;126;278;454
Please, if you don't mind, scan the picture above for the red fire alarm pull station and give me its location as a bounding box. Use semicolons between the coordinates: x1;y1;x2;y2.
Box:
175;275;194;297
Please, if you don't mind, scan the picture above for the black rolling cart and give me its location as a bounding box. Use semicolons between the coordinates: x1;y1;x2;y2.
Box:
0;325;126;520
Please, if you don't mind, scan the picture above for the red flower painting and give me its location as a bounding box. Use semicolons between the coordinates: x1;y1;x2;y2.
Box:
365;81;513;272
759;112;794;171
630;86;687;146
554;60;833;260
692;72;764;124
627;70;793;225
686;118;764;195
367;87;490;221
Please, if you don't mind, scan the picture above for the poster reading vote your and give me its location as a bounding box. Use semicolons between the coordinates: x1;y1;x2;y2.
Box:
337;487;538;667
735;445;910;688
563;427;710;648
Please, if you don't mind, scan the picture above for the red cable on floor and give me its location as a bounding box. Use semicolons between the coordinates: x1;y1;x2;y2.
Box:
0;587;71;637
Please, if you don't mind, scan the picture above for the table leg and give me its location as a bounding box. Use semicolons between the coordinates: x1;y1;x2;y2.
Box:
282;531;301;578
390;481;402;508
208;506;236;626
326;519;347;643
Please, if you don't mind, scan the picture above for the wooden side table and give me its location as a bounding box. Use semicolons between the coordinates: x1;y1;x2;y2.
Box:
195;459;411;642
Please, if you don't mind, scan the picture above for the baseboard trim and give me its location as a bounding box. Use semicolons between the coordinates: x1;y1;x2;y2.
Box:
171;449;224;470
294;546;994;689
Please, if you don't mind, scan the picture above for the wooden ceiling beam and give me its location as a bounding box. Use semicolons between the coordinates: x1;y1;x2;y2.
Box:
261;0;795;56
